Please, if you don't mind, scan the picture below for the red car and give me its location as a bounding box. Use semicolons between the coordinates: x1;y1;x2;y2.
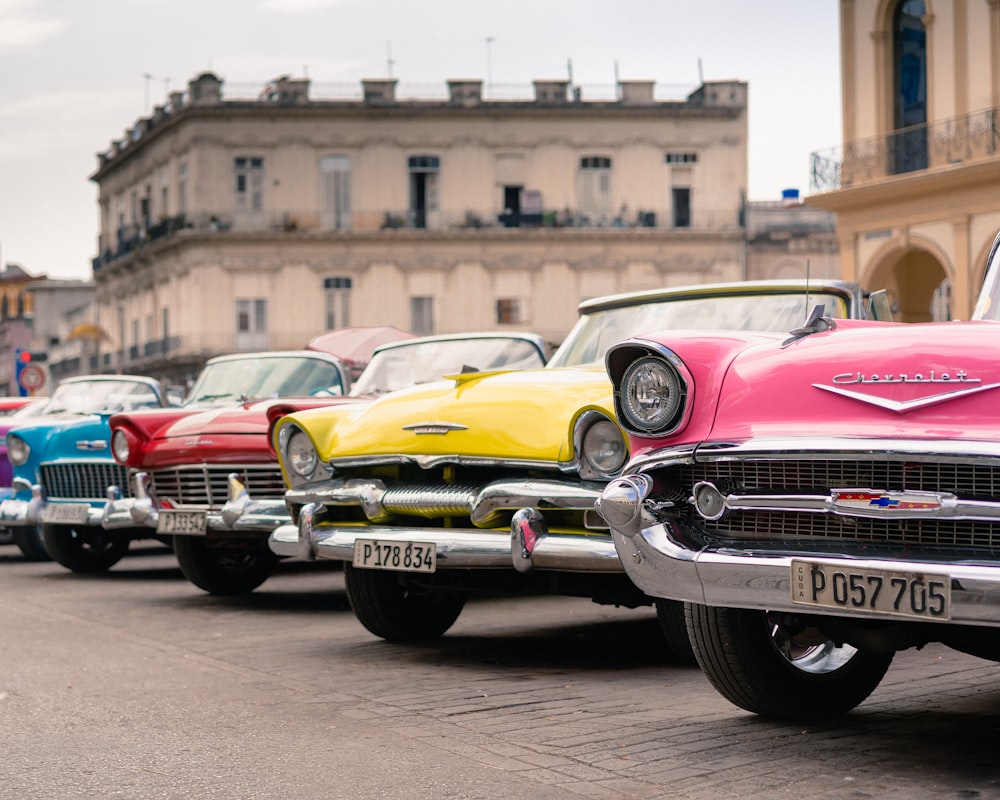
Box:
104;333;548;594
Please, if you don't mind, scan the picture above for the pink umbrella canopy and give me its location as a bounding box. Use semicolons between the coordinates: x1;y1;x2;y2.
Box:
306;325;416;380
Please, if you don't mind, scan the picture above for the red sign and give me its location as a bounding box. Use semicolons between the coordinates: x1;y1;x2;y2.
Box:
18;363;45;391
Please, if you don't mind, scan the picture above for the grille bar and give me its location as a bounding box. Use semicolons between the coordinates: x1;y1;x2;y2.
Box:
41;462;132;501
671;459;1000;552
149;465;285;508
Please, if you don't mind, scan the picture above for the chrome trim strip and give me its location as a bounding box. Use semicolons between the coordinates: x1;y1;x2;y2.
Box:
285;477;603;525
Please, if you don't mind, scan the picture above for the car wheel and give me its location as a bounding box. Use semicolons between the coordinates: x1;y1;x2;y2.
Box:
344;564;465;642
41;524;129;573
687;604;894;719
12;524;50;561
654;599;697;665
173;536;278;595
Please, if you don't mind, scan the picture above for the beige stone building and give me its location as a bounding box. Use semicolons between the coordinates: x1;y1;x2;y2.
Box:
80;71;752;385
808;0;1000;322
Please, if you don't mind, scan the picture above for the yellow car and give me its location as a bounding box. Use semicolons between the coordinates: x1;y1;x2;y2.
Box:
270;280;869;654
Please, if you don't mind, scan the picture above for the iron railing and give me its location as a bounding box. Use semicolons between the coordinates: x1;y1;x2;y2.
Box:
811;108;1000;192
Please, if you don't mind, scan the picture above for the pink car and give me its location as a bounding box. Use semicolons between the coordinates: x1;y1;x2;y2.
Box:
594;230;1000;720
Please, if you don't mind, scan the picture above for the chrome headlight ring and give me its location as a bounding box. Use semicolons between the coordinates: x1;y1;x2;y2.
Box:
6;433;29;466
111;429;131;463
617;353;688;434
281;424;319;480
575;411;628;480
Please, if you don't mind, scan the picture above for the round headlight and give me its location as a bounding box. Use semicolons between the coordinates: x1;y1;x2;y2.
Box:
111;429;131;463
581;418;628;477
618;356;685;433
6;434;29;466
286;429;318;478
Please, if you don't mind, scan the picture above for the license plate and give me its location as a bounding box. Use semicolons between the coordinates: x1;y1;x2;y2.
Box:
42;503;90;524
157;510;208;536
353;539;437;573
791;560;951;620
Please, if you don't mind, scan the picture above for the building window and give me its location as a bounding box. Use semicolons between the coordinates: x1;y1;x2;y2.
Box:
892;0;927;174
178;163;187;215
496;298;524;324
665;152;698;164
234;157;264;212
408;155;440;229
236;298;268;349
323;276;353;329
577;155;613;224
320;156;352;231
672;187;691;228
410;296;434;336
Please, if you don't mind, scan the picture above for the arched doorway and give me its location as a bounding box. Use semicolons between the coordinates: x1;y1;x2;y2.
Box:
865;243;949;322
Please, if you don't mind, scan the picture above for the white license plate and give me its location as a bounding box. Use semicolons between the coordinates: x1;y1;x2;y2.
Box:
353;539;437;573
791;560;951;621
42;503;90;524
157;510;208;536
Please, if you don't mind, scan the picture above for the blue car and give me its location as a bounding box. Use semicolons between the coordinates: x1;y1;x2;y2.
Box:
1;375;178;564
5;351;352;572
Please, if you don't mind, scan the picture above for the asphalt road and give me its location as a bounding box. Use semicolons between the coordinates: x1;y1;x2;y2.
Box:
2;540;1000;800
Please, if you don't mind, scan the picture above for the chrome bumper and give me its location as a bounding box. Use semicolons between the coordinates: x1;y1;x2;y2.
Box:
0;479;45;525
268;502;623;573
101;471;291;534
598;474;1000;629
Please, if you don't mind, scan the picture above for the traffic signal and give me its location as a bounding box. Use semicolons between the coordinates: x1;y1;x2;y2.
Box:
14;349;48;396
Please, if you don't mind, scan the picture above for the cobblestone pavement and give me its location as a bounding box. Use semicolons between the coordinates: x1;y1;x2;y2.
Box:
2;541;1000;799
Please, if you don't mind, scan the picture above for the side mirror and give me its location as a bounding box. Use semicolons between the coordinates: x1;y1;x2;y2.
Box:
866;290;893;321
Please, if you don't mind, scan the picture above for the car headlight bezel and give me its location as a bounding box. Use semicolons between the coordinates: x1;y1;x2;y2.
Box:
617;354;688;435
7;433;29;466
576;413;628;480
284;426;319;479
111;429;131;463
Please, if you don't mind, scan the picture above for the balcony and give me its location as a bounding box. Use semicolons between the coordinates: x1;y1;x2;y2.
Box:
91;205;746;271
810;107;1000;192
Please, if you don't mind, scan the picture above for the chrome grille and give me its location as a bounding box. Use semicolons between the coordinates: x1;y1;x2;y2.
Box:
41;462;132;501
149;465;285;509
677;460;1000;552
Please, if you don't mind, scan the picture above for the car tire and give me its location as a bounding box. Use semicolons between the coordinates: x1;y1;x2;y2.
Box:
654;599;697;665
173;536;278;595
344;564;465;642
41;524;129;573
12;524;50;561
686;603;894;719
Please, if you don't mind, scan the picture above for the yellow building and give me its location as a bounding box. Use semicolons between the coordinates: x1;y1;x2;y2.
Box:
809;0;1000;321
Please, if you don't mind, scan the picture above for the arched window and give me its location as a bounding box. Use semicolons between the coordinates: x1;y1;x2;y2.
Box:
892;0;927;173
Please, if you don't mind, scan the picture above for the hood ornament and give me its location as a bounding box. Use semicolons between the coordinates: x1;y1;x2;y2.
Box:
403;421;468;435
76;440;108;451
814;370;1000;412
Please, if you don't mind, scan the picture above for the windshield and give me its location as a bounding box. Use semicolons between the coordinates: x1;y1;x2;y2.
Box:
547;291;852;368
42;379;163;415
973;232;1000;321
350;337;547;396
187;355;345;405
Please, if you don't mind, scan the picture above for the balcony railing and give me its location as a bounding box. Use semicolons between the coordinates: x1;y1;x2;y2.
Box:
91;205;745;271
810;107;1000;192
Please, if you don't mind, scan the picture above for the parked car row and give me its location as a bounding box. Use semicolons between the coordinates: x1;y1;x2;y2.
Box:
9;239;1000;724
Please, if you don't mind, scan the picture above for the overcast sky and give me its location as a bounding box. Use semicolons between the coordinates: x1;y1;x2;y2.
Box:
0;0;841;280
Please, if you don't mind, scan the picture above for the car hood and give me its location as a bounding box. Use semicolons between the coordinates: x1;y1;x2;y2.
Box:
700;320;1000;443
9;414;113;463
282;367;614;464
111;397;366;468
